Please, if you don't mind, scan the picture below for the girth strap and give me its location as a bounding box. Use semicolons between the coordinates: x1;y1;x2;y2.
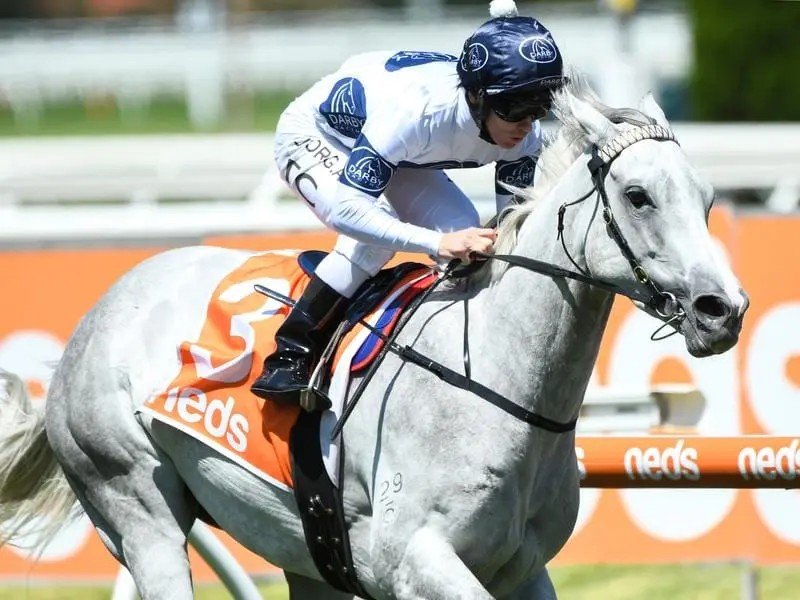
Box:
290;410;373;598
330;261;579;439
398;346;578;433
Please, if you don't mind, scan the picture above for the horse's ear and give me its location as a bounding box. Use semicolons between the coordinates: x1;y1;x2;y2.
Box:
639;92;670;129
563;95;614;146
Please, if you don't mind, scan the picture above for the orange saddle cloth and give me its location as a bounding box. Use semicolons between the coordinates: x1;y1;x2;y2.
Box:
139;250;435;490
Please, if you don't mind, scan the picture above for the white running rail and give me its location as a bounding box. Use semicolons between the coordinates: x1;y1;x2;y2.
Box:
1;124;798;243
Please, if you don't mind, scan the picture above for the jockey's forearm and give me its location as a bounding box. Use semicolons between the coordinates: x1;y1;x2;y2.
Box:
330;188;443;256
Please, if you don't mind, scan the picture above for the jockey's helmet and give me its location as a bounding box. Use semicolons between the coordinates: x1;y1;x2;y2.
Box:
457;5;566;125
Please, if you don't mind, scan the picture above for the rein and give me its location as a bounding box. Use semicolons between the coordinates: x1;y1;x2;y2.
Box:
480;123;686;340
328;125;687;438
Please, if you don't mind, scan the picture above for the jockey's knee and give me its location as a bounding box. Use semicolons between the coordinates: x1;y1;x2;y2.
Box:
334;235;394;275
314;239;393;299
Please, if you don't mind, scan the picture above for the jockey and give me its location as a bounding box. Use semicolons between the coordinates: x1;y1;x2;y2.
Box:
251;0;566;407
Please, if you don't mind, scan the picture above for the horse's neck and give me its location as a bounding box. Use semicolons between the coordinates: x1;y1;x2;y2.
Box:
476;163;614;425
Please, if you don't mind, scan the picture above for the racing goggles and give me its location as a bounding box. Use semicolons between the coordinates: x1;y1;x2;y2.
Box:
488;93;551;123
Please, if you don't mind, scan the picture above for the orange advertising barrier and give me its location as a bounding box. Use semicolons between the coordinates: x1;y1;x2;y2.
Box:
576;436;800;488
555;210;800;567
2;206;800;580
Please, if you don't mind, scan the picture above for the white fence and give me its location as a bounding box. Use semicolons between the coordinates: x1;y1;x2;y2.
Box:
1;123;798;244
0;7;689;127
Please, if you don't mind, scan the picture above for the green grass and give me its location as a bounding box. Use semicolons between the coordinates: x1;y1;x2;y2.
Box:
550;563;797;600
0;90;298;137
0;580;288;600
1;564;799;599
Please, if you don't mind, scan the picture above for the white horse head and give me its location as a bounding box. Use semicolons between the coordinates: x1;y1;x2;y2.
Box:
491;70;748;357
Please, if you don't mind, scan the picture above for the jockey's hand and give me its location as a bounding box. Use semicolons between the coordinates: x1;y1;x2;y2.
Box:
438;227;496;263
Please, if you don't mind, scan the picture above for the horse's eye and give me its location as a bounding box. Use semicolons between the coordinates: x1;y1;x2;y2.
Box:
625;187;650;209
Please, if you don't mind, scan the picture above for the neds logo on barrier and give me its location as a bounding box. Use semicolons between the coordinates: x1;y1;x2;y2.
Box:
738;439;800;480
624;439;700;481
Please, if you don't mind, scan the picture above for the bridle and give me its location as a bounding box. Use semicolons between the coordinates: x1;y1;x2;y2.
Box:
475;122;687;340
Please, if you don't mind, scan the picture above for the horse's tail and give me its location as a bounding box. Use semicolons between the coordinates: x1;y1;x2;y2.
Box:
0;370;77;555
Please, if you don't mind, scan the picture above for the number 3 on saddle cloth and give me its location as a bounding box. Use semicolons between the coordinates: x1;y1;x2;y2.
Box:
138;249;436;492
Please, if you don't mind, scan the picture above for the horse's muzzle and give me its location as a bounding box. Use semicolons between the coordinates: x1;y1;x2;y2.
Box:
682;290;748;357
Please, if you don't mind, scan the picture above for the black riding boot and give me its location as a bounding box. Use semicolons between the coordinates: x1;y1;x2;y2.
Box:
251;274;348;407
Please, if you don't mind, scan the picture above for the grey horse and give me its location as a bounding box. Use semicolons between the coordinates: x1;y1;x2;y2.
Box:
0;73;748;599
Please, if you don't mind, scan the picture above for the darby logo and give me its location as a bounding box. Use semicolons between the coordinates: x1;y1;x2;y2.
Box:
738;439;800;480
344;146;393;194
498;157;536;188
518;36;558;64
160;387;249;452
462;42;489;72
624;439;700;481
320;77;366;139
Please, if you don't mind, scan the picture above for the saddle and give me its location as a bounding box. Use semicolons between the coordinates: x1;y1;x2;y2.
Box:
298;249;429;332
287;250;432;408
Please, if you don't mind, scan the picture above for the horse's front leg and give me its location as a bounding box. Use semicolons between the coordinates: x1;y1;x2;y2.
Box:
373;526;493;600
498;569;557;600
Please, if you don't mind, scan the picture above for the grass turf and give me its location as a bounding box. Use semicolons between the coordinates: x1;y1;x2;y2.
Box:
1;564;798;599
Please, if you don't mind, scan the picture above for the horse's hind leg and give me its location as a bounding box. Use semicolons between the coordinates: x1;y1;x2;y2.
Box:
60;458;197;600
46;376;198;600
284;571;355;600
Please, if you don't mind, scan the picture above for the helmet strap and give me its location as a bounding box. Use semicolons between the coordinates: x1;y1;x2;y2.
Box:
466;89;497;145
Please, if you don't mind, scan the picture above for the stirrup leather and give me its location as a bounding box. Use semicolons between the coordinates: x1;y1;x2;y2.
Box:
300;320;349;412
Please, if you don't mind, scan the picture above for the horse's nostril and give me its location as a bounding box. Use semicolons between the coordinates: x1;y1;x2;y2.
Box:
693;294;731;320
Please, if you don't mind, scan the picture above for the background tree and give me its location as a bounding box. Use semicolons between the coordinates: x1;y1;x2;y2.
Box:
689;0;800;121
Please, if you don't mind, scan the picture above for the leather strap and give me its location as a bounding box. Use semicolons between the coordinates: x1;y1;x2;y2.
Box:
290;410;373;598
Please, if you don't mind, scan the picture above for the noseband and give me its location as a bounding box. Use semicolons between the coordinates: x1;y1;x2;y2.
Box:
476;123;687;340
